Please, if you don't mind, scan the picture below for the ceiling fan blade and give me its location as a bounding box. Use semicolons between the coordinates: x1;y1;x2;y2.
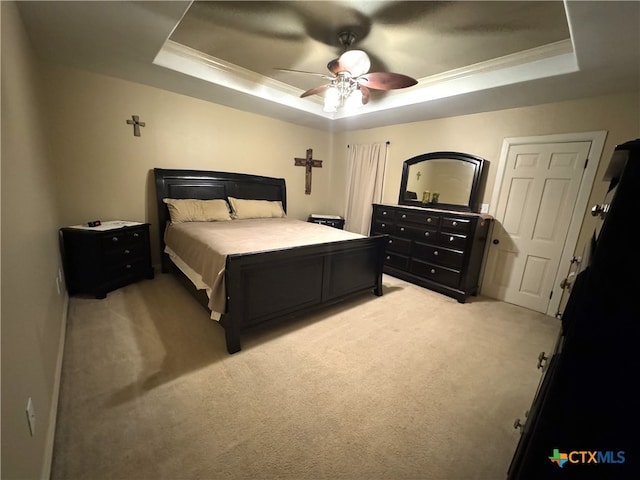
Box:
276;68;335;80
357;72;418;90
300;84;329;98
360;86;371;105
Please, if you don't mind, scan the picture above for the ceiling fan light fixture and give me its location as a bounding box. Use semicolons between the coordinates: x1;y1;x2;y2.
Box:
343;87;364;112
323;85;340;112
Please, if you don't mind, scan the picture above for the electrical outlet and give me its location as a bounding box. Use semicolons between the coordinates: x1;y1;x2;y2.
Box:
26;397;36;436
480;203;489;214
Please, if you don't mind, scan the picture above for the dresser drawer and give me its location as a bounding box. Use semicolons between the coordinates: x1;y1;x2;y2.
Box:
386;236;412;254
396;210;440;227
398;224;438;241
375;207;396;220
372;219;394;234
410;259;461;289
438;232;468;250
384;252;409;270
441;216;472;234
413;242;464;270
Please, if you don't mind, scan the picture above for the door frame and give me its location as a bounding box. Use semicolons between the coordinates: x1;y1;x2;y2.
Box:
484;130;607;316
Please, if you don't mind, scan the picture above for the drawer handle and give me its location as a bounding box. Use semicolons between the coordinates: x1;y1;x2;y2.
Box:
452;221;458;226
111;236;119;242
449;236;454;242
124;249;131;255
402;214;407;219
126;264;132;269
382;212;387;215
133;233;140;238
381;223;386;227
400;227;405;232
386;256;391;260
426;218;432;223
430;269;436;274
388;240;393;244
424;232;430;237
434;250;439;256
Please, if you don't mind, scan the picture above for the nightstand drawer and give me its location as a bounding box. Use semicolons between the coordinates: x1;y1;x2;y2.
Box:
101;229;145;250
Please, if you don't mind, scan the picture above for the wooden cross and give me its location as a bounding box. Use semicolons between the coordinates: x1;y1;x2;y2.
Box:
126;115;146;137
294;148;323;194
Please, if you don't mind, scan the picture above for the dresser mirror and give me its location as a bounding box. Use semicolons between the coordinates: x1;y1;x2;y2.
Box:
398;151;488;212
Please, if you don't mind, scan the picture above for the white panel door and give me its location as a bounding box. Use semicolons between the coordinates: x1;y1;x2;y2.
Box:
482;141;591;312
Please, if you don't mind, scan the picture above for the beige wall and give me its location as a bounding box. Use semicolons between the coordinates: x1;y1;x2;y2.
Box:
1;2;68;479
331;91;640;254
2;3;639;478
43;64;334;263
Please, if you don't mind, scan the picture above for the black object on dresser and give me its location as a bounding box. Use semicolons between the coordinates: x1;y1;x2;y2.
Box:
507;139;640;480
60;222;154;299
370;204;491;302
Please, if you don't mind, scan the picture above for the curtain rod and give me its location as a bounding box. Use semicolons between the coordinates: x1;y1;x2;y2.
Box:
347;141;390;148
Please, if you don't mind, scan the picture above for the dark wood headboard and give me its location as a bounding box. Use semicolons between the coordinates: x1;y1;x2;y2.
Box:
153;168;287;269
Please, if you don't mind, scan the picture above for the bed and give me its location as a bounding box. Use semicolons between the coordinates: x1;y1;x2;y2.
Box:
153;168;387;354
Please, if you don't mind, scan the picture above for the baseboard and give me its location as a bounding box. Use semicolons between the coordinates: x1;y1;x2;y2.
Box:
41;291;69;480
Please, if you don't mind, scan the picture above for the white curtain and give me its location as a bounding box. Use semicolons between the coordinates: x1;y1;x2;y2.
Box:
343;142;388;235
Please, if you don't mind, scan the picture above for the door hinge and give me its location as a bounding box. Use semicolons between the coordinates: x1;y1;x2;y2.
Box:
549;290;553;300
584;158;589;169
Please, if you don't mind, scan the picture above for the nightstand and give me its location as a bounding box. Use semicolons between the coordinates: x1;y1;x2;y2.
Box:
308;214;345;229
60;221;154;299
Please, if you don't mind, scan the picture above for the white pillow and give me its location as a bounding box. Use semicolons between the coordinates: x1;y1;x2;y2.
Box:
163;198;231;223
228;197;286;219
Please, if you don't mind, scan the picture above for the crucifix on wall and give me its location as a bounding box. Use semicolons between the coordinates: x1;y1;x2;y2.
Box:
294;148;323;195
126;115;146;137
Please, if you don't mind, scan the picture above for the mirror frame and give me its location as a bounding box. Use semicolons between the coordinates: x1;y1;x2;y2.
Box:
398;151;488;213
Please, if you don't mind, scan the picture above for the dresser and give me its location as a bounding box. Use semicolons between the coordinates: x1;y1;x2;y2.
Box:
370;204;491;302
60;221;154;299
507;139;640;479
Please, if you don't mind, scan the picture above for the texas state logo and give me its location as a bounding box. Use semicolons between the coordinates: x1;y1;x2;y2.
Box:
549;449;569;468
549;448;625;468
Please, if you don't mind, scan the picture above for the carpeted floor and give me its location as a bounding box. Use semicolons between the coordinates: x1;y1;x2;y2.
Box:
51;273;560;480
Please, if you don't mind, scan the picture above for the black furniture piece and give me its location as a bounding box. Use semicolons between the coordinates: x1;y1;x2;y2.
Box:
154;168;387;354
507;139;640;480
372;151;492;302
370;204;491;303
60;222;154;299
307;214;345;229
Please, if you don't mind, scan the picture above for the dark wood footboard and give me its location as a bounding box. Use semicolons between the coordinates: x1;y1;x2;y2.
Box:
221;234;387;353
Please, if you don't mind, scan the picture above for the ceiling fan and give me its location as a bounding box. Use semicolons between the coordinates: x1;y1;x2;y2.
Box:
279;31;418;112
